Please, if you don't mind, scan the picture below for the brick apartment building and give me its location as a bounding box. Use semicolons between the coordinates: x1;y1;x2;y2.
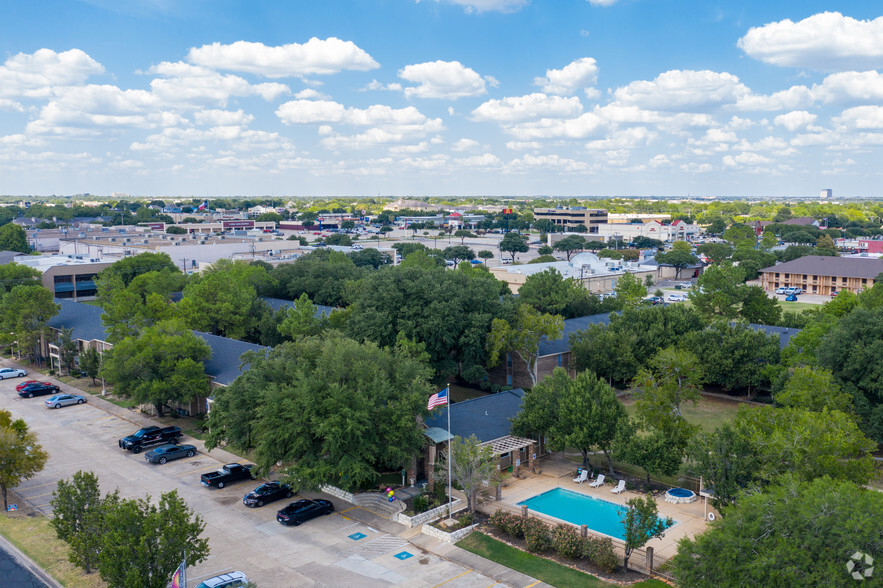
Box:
758;256;883;296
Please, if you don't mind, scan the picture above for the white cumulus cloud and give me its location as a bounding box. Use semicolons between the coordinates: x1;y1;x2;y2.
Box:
149;62;289;104
187;38;379;77
774;110;817;131
613;70;749;111
471;93;582;122
399;60;490;99
534;58;599;95
738;12;883;71
835;106;883;129
0;48;104;98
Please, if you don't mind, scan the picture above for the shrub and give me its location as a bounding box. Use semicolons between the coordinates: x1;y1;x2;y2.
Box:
432;479;447;504
552;524;586;559
587;537;619;573
489;509;525;538
458;512;474;528
411;494;429;514
523;517;553;553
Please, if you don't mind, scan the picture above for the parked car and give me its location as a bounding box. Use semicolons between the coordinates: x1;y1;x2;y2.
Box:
16;380;40;392
195;571;248;588
145;443;197;464
119;426;183;453
783;287;799;295
644;296;664;305
775;287;788;294
0;367;26;379
276;498;334;526
667;293;688;302
830;290;839;297
201;463;254;488
243;481;294;507
785;294;798;301
17;381;60;398
44;394;87;409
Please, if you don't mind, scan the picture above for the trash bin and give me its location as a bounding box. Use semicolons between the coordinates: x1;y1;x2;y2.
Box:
674;285;682;290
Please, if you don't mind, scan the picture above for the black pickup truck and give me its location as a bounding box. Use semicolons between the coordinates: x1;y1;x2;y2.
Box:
201;464;254;489
119;426;183;454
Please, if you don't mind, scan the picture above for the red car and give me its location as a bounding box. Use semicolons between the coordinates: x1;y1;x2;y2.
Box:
17;381;60;398
830;291;839;297
15;380;39;392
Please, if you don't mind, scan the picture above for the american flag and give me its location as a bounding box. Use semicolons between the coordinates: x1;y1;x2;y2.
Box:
427;387;449;410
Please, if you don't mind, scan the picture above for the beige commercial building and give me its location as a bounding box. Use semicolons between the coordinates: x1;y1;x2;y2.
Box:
533;207;608;232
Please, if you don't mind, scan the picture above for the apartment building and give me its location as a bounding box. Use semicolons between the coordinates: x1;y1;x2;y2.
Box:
758;256;883;295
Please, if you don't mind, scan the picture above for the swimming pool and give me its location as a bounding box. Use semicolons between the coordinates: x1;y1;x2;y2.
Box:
517;487;675;541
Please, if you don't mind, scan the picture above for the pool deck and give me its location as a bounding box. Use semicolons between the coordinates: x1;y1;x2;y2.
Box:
486;453;715;564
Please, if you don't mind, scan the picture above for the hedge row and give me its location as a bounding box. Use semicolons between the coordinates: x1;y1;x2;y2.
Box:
488;510;618;573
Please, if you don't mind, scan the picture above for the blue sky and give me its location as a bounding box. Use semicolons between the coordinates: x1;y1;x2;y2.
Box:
1;1;882;197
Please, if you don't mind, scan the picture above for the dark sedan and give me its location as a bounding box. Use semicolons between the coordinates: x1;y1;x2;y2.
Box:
243;482;293;508
276;499;334;526
17;381;60;398
144;444;197;464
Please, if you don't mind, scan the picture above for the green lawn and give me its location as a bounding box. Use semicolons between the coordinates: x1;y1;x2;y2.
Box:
776;300;819;312
621;393;750;433
0;513;106;587
456;532;667;588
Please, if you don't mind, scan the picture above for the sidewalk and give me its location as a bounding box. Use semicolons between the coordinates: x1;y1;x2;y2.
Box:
0;530;62;588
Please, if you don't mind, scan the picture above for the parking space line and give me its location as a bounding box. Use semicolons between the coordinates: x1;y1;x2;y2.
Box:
175;464;223;477
88;415;116;422
340;506;358;514
21;491;53;500
484;583;499;588
15;480;57;491
432;569;473;587
524;582;541;588
34;503;52;509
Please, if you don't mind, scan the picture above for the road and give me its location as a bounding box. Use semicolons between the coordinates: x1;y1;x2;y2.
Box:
1;371;507;588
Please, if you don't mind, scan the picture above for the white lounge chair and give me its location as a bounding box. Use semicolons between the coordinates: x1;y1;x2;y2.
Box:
572;470;589;484
611;480;626;494
588;474;605;488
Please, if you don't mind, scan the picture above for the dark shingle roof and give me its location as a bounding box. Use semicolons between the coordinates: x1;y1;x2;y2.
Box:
192;331;268;386
538;313;612;357
48;300;108;342
747;323;800;350
48;300;265;385
759;256;883;280
423;389;525;443
261;297;334;317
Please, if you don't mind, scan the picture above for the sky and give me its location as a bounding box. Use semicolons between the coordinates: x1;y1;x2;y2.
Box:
1;1;882;198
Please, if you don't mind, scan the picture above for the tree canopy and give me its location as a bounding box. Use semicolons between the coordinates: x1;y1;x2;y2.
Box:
205;334;432;492
487;303;563;387
0;410;48;511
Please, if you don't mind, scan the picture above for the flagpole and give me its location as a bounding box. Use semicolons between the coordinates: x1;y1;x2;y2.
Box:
183;551;187;588
447;383;452;520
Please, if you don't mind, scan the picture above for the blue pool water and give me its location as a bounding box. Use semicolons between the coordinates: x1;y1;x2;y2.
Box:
517;487;674;541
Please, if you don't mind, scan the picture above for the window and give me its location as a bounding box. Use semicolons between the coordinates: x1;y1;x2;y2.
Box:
506;353;512;368
557;355;563;366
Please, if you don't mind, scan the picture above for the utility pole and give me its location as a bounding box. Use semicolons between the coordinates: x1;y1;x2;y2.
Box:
180;258;188;273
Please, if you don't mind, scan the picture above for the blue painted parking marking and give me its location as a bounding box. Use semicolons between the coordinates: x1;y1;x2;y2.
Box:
394;551;413;560
348;532;367;540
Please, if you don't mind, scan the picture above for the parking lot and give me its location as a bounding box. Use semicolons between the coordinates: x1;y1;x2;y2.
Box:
0;369;506;588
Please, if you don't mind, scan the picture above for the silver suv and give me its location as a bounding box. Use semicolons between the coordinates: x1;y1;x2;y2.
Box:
195;571;247;588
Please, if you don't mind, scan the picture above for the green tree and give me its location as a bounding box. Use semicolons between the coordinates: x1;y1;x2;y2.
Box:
453;229;476;244
268;249;363;307
532;219;556;234
50;471;119;573
671;476;883;587
165;226;186;234
707;218;727;235
56;327;79;376
438;435;498;513
511;368;627;473
655;249;700;280
696;242;733;263
633;347;703;429
621;495;672;570
759;230;778;251
614;423;686;487
684;423;758;512
97;253;178;286
684;321;780;393
325;233;353;246
722;223;756;249
815;234;839;256
442;245;475;264
613;272;647;307
537;244;553;256
277;293;325;339
739;285;781;325
477;250;494;261
553;235;588;261
101;320;211;416
487;303;563;387
97;490;209;588
632;236;664;249
570;323;639;385
0;284;59;363
79;347;101;385
499;232;528;262
0;410;48;511
206;334;432;492
775;366;852;413
0;263;42;293
255;212;283;223
517;268;603;319
773;205;792;222
690;263;747;320
0;223;29;253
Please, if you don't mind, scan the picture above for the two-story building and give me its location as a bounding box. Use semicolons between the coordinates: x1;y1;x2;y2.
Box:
758;256;883;295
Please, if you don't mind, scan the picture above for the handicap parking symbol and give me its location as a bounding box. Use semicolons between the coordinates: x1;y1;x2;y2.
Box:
348;532;367;541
